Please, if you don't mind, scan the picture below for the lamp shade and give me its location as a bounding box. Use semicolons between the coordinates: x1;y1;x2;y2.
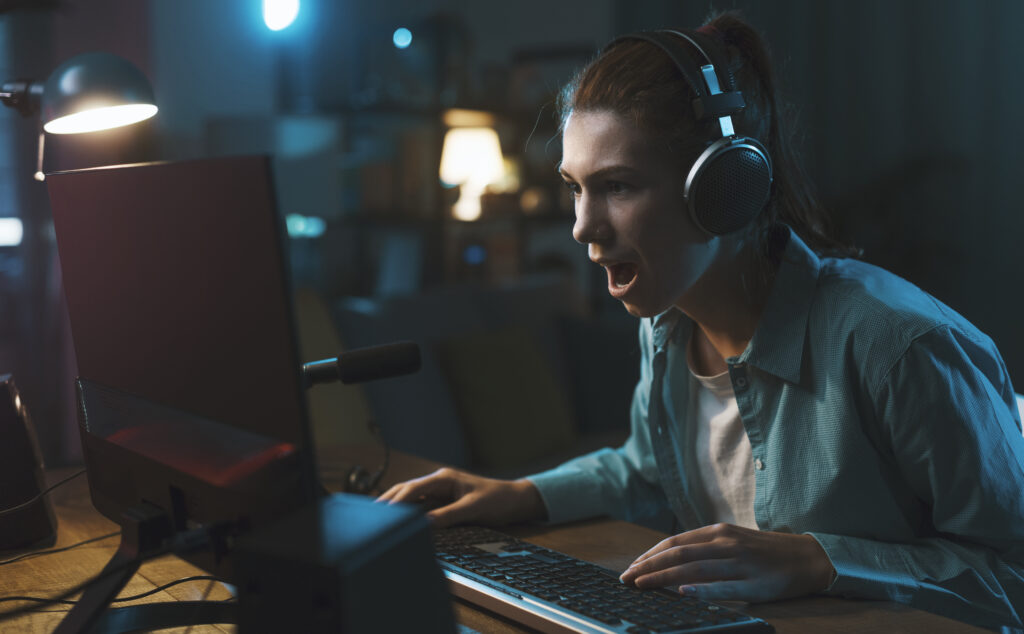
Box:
439;127;505;221
439;127;504;187
41;52;157;134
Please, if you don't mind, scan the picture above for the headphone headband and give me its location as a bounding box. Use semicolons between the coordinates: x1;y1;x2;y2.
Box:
603;30;745;125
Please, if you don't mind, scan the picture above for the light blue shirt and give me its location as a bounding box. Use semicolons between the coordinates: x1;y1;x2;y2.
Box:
528;226;1024;629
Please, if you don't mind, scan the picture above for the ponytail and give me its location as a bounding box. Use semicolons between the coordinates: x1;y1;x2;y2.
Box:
700;12;859;259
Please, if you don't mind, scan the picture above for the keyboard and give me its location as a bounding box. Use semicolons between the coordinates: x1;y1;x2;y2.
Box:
433;526;773;633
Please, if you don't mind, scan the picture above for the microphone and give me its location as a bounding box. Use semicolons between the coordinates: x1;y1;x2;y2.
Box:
302;341;421;388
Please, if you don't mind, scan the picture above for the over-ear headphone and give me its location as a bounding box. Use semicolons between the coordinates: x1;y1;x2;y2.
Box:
603;29;773;235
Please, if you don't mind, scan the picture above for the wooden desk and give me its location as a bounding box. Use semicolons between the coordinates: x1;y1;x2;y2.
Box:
0;451;988;633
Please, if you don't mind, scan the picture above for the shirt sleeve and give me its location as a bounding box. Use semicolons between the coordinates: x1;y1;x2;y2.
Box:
807;325;1024;630
526;320;669;524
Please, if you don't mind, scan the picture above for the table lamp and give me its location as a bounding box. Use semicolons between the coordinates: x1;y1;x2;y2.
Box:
0;51;157;179
438;126;504;221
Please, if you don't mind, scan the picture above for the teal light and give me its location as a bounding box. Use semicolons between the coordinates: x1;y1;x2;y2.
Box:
286;214;326;239
263;0;300;31
393;28;413;49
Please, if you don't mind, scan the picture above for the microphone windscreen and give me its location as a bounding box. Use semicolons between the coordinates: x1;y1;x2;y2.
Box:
337;342;421;384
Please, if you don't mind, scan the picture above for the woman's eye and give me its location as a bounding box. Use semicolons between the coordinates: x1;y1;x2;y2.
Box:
564;181;581;197
607;181;629;194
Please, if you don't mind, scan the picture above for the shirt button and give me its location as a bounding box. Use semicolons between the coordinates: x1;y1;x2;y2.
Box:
735;377;748;389
754;458;764;470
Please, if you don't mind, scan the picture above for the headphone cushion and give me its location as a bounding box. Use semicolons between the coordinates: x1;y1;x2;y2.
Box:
689;145;772;235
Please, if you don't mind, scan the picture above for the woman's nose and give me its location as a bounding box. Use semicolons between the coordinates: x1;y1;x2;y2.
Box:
572;194;611;245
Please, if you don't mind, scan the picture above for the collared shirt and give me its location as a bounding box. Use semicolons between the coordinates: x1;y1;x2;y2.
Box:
527;226;1024;629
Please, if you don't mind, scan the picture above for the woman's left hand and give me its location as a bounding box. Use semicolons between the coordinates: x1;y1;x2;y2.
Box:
618;523;835;602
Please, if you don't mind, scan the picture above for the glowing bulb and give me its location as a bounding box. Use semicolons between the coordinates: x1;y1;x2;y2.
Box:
43;103;157;134
264;0;300;31
0;218;23;247
393;28;413;49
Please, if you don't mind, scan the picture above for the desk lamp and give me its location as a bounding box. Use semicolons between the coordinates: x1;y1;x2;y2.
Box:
0;51;157;179
0;52;155;548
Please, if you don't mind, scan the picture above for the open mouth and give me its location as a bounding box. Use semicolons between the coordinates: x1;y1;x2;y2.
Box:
606;262;639;292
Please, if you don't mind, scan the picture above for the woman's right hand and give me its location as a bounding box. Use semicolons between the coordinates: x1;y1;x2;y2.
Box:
376;467;547;528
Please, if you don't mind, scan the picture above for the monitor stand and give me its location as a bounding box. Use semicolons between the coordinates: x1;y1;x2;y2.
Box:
54;502;236;634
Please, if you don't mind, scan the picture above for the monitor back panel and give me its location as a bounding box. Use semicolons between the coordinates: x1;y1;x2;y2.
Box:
47;156;312;455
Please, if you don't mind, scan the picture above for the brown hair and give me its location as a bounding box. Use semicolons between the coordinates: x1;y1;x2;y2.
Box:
557;11;858;259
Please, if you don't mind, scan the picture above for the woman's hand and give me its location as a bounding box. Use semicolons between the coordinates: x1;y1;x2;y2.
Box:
618;523;835;602
376;467;547;528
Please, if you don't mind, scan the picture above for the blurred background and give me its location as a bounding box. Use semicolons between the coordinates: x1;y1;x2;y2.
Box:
1;0;1021;476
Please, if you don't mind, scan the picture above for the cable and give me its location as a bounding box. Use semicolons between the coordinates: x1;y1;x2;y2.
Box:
0;545;172;622
183;576;222;634
112;575;226;604
0;469;86;518
0;524;214;624
0;531;120;567
0;575;232;611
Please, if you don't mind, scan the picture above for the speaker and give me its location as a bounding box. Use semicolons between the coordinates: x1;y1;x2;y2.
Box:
604;29;773;235
234;494;455;633
0;374;58;551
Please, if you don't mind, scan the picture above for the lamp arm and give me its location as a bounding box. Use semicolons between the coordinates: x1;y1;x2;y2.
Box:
0;80;43;117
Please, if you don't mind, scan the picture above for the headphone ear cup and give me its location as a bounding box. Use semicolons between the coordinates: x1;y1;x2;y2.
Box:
346;464;372;494
345;463;387;495
687;139;772;235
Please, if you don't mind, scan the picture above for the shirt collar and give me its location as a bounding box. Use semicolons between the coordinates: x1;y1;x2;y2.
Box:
651;307;684;351
735;225;821;384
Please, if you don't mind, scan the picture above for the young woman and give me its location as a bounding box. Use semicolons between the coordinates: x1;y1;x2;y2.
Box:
379;12;1024;629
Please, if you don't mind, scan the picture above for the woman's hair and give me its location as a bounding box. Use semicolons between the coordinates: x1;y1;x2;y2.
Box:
557;11;858;259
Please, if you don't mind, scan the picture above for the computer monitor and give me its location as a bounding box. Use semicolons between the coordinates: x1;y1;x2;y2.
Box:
46;155;318;626
45;156;453;632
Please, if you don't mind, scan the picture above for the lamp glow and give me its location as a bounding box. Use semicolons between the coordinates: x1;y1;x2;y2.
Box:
439;127;504;221
393;28;413;49
264;0;300;31
0;218;23;247
41;52;157;135
43;103;157;134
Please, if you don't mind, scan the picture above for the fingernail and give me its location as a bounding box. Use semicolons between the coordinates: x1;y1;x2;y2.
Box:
679;585;695;595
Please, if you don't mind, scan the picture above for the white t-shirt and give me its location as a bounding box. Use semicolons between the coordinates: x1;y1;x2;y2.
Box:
687;361;758;530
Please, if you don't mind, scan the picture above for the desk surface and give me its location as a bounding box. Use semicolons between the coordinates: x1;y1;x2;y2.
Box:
0;448;988;634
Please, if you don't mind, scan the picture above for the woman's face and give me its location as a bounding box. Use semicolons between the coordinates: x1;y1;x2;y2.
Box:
560;109;723;318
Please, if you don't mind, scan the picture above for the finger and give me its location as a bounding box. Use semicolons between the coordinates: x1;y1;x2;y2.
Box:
632;558;742;590
679;579;755;602
628;536;677;569
377;472;438;502
386;475;455;505
376;482;404;502
628;524;731;567
378;481;420;504
426;495;479;529
621;543;726;584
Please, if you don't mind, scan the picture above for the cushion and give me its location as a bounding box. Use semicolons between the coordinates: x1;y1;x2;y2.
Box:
438;326;577;472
